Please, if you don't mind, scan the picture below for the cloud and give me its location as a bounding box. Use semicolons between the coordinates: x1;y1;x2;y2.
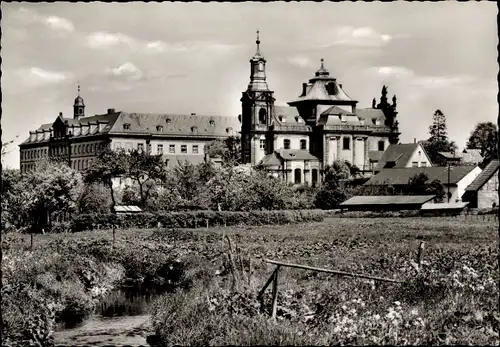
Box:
376;66;415;78
286;55;316;69
13;7;74;34
107;62;143;81
309;26;393;49
86;32;136;49
3;67;73;94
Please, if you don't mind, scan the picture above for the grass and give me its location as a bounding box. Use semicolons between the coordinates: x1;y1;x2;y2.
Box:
2;216;499;346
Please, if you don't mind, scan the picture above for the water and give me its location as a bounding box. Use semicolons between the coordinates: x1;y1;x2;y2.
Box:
54;285;161;346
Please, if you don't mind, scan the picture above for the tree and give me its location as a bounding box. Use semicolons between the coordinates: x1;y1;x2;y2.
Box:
83;148;128;210
205;136;241;166
423;109;457;166
405;173;445;202
323;160;351;185
77;183;112;215
127;150;168;207
466;122;499;165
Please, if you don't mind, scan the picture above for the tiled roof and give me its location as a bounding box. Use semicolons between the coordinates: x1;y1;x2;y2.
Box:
277;149;320;161
365;166;479;186
465;160;499;192
273;106;310;130
340;195;435;207
375;143;419;170
356;108;386;122
368;151;384;162
109;112;240;137
438;151;461;159
321;106;354;116
461;149;483;164
260;152;282;167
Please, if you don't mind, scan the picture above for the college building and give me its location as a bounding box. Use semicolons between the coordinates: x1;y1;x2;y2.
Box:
20;32;401;187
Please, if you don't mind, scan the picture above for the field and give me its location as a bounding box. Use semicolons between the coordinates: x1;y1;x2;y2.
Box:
2;217;499;346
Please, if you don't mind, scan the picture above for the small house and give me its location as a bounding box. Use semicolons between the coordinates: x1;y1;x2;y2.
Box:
371;142;432;173
462;160;499;209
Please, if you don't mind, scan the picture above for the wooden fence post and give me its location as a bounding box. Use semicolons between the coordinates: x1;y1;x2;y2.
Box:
271;266;280;319
417;241;425;270
206;219;209;228
112;225;116;248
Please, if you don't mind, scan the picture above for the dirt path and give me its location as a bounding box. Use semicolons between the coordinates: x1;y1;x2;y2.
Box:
53;314;152;346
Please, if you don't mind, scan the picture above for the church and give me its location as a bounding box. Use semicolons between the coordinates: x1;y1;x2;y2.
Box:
20;31;400;187
240;32;400;186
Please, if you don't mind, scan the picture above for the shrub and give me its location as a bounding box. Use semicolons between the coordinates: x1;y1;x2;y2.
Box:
70;210;325;232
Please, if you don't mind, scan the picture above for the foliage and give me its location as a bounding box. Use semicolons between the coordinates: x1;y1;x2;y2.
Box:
404;173;445;202
127;150;168;207
313;182;351;210
71;209;325;232
423;110;458;166
466;122;499;165
77;183;112;215
83;148;128;209
205;136;241;166
323;160;352;184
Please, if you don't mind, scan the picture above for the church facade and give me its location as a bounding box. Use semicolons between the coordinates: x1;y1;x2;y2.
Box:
240;32;400;186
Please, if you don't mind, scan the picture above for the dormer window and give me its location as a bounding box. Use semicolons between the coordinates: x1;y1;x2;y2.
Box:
123;123;131;130
209;119;215;126
191;126;198;133
156;125;163;132
372;118;381;126
278;116;283;122
166;118;171;124
226;127;233;133
341;115;347;122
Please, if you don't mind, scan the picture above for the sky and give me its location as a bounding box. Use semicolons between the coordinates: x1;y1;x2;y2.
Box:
1;2;498;169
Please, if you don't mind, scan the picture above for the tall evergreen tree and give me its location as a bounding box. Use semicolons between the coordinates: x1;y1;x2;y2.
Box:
422;109;457;166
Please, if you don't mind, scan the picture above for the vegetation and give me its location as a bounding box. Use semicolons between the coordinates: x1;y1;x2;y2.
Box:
466;121;499;167
2;217;497;346
422;109;458;166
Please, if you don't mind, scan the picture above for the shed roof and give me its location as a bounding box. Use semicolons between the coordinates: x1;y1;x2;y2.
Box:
114;205;142;213
365;166;479;186
465;160;499;192
421;202;469;211
340;195;435;207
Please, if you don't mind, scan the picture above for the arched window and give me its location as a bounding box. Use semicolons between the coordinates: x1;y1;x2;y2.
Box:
300;139;307;150
259;108;267;125
166;118;171;124
209;119;215;127
157;125;163;132
294;168;302;184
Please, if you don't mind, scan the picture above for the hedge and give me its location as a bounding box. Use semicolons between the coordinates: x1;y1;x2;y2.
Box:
71;209;325;232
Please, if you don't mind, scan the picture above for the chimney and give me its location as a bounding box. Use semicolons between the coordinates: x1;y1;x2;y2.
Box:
339;84;343;89
302;83;307;96
191;112;196;116
107;108;115;114
59;112;63;117
414;138;416;144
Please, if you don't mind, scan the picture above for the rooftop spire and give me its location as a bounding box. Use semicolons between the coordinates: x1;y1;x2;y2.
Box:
315;58;329;77
77;81;81;96
255;29;261;57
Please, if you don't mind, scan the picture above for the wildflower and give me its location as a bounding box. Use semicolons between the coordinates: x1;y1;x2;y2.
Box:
394;301;401;306
410;308;419;316
373;314;381;321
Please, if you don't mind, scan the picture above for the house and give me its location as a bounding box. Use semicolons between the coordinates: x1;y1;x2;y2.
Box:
364;165;483;203
436;148;484;166
462;160;499;209
371;142;432;172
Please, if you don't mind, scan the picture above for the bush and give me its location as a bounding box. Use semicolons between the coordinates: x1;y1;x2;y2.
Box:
70;210;325;232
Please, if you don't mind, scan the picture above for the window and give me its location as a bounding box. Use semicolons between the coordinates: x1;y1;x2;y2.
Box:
125;142;133;152
420;162;427;167
312;169;319;187
158;144;163;154
259;108;267;125
156;125;163;132
181;145;187;153
191;126;198;133
123;123;131;130
138;143;144;152
378;140;385;151
284;139;291;149
279;116;283;122
343;137;350;150
412;161;418;167
300;139;307;150
209;119;215;126
147;143;152;153
260;139;266;149
115;142;122;149
192;145;199;154
166;118;171;124
169;144;175;153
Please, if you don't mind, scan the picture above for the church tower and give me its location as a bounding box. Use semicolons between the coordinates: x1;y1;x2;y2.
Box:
73;83;85;120
240;30;275;165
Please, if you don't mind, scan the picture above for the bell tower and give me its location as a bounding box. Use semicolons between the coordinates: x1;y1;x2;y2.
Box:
240;30;275;165
73;82;85;120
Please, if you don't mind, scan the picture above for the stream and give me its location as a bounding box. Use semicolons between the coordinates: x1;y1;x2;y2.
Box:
53;284;161;346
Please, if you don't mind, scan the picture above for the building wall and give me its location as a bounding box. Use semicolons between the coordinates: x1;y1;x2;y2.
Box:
477;172;499;209
367;136;389;153
274;134;309;151
455;167;482;201
407;144;432;168
110;137;207;156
